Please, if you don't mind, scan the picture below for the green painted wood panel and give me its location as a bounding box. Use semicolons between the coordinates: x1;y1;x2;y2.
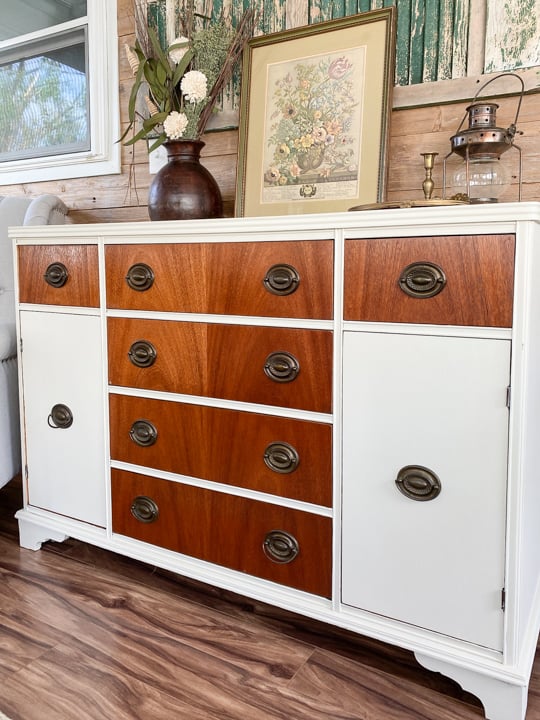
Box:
395;0;411;85
452;0;469;77
422;0;439;81
409;0;426;84
437;0;455;80
145;0;540;90
145;0;469;86
485;0;540;72
146;0;167;48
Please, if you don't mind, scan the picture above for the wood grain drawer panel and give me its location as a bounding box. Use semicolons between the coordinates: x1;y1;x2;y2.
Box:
105;241;333;318
108;318;333;413
344;235;515;327
18;245;99;307
109;395;332;506
111;468;332;597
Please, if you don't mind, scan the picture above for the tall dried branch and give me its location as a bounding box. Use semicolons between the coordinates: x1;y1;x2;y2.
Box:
135;0;152;58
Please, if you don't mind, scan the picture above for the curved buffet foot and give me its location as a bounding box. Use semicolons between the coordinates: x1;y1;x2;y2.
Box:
414;652;528;720
16;510;69;551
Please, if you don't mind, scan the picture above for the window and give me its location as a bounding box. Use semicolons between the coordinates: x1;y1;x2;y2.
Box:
0;0;120;184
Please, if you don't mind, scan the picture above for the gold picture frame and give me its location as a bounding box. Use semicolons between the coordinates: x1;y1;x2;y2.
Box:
235;8;396;217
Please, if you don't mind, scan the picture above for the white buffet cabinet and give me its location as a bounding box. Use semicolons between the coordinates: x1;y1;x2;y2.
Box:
11;203;540;720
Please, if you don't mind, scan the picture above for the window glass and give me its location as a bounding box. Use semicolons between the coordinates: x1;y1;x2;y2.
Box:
0;29;89;161
1;0;87;41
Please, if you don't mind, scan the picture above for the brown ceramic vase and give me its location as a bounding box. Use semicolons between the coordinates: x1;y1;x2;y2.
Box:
148;140;223;221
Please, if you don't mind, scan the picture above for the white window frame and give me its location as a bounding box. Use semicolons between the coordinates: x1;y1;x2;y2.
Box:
0;0;120;185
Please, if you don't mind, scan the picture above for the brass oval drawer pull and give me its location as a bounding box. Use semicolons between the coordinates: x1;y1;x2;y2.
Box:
126;263;155;291
128;340;157;368
398;261;446;298
263;530;299;563
129;419;158;447
44;262;69;288
47;403;73;429
130;495;159;523
264;442;300;474
263;264;300;296
264;351;300;383
395;465;441;501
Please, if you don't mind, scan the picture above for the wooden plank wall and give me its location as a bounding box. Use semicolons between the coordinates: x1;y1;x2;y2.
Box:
0;0;538;223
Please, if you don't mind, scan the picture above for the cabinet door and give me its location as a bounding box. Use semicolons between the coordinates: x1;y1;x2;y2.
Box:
20;311;106;526
341;331;510;650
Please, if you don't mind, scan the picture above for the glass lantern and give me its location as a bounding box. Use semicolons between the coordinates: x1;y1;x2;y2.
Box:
451;156;510;203
443;73;524;203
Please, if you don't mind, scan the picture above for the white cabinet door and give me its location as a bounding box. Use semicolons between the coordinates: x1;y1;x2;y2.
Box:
20;311;106;527
342;331;510;650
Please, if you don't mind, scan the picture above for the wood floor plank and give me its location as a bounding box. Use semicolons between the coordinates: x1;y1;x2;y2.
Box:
287;648;484;719
0;644;228;720
2;477;540;719
0;546;314;687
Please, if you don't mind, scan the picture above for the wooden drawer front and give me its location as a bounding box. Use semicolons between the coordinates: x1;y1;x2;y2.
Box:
105;241;333;319
111;468;332;597
108;318;333;413
110;394;332;506
344;234;515;327
18;245;99;307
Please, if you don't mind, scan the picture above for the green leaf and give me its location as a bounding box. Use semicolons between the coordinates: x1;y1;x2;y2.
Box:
143;112;168;130
122;125;153;146
127;58;147;123
156;61;168;87
117;124;134;143
143;58;157;85
172;48;194;86
142;62;164;104
147;25;173;79
148;133;167;152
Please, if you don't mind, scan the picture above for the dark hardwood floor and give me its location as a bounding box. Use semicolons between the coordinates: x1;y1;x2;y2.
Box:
1;477;539;720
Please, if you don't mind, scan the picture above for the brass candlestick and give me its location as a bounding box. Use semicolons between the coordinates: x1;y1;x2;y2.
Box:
421;152;438;200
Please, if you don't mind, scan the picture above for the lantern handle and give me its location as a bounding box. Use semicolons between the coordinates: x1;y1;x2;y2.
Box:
454;72;525;136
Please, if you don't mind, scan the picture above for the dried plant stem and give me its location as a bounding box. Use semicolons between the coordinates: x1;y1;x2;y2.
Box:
135;0;152;58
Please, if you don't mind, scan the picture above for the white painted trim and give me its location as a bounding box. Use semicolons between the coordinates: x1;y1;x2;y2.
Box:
9;200;540;238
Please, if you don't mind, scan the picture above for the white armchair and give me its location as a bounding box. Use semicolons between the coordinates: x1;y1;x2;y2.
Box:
0;194;68;488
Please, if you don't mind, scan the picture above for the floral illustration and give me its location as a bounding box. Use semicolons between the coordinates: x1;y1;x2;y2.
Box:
263;48;365;200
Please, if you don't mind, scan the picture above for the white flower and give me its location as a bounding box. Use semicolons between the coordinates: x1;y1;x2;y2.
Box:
163;111;189;139
181;70;207;103
168;36;190;65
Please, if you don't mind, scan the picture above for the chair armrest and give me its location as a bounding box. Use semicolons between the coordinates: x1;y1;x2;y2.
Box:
23;194;68;226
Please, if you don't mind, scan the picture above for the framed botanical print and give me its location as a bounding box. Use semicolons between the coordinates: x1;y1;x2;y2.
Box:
235;8;396;216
